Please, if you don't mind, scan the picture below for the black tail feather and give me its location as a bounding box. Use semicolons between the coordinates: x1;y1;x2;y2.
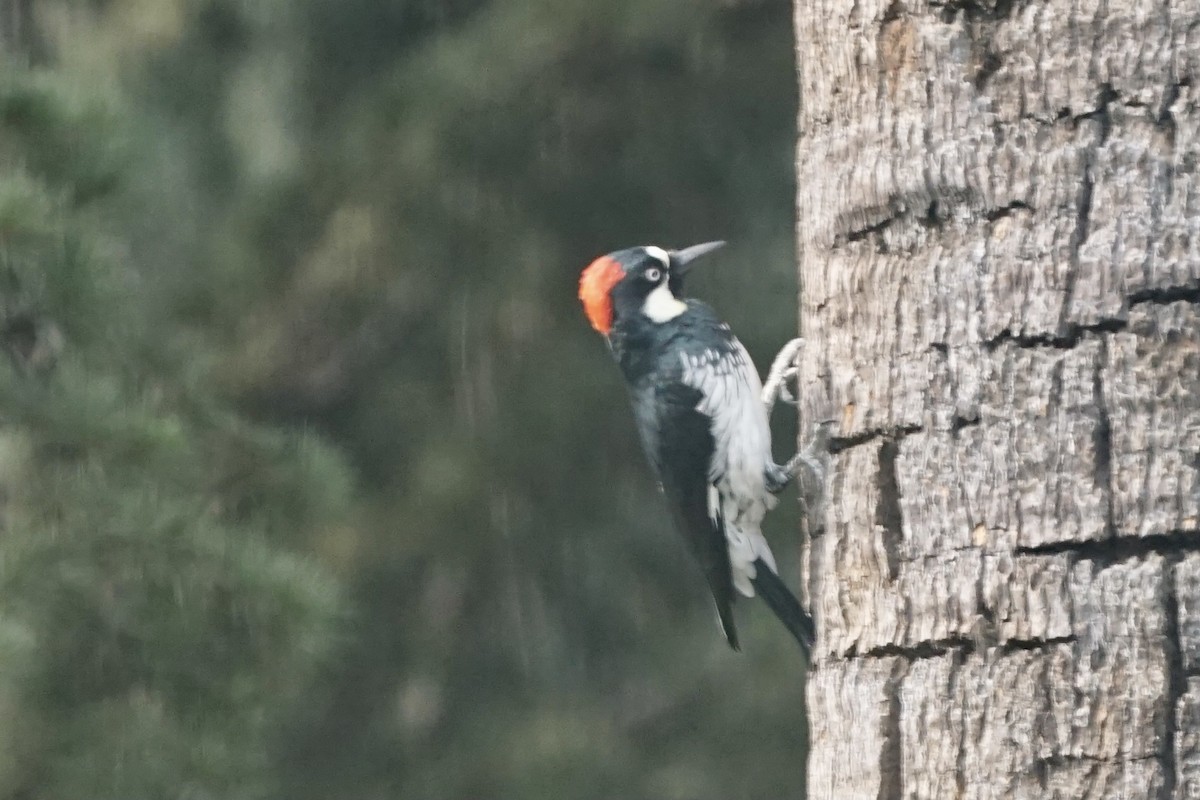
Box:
751;559;814;655
716;602;740;651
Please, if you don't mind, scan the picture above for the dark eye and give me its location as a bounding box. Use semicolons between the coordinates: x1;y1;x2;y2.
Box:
644;267;662;282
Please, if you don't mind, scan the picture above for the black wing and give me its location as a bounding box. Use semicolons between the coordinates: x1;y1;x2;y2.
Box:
629;379;739;650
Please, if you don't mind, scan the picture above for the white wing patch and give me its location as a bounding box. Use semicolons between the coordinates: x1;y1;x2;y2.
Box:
707;484;720;525
642;282;687;322
680;341;778;597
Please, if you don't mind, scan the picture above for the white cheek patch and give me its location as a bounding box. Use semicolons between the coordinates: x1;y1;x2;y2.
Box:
643;245;670;267
641;282;687;322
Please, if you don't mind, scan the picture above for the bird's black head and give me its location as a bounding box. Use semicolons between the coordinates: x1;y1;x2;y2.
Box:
578;241;725;335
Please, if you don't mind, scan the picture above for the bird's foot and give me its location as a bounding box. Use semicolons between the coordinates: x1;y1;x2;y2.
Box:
770;418;836;538
767;418;836;496
762;337;817;495
762;337;836;530
760;337;805;416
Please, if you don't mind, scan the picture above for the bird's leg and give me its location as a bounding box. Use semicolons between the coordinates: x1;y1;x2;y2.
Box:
762;337;809;494
760;337;805;417
765;417;836;541
762;337;835;502
766;419;835;495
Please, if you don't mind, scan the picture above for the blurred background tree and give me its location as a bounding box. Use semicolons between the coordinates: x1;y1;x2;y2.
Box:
1;0;805;797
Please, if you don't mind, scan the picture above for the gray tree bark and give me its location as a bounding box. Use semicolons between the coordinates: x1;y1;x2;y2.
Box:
793;0;1200;797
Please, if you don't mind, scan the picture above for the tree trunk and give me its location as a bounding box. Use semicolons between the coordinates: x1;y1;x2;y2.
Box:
793;0;1200;797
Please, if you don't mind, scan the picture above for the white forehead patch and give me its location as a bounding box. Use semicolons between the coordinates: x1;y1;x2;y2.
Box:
643;245;670;268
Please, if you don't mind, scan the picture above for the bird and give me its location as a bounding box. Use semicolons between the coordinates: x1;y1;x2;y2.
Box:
578;241;814;653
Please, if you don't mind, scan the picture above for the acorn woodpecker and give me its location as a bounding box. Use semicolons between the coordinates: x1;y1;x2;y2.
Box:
578;241;815;653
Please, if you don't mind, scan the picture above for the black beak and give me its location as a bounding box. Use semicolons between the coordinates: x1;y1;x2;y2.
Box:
671;240;726;274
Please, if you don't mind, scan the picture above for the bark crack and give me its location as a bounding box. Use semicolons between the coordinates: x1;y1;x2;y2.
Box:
950;414;980;432
1000;634;1076;652
1063;150;1095;333
878;658;908;800
1129;284;1200;306
948;649;969;797
984;200;1033;221
843;215;898;247
833;199;1036;252
857;637;974;660
1163;556;1184;800
855;634;1077;662
1156;78;1187;136
1015;531;1200;564
829;425;921;454
929;0;1018;24
1062;84;1116;334
1093;341;1115;540
877;439;904;581
1071;83;1119;143
981;318;1126;351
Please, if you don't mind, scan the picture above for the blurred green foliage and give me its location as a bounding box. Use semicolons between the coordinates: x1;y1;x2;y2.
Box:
0;60;350;800
0;0;805;797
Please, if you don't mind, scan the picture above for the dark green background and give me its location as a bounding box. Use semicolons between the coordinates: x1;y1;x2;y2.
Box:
0;1;805;797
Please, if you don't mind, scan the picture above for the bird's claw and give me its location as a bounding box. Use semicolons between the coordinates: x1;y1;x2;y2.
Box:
778;382;797;407
771;418;836;539
768;417;836;494
762;338;836;527
761;337;805;416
